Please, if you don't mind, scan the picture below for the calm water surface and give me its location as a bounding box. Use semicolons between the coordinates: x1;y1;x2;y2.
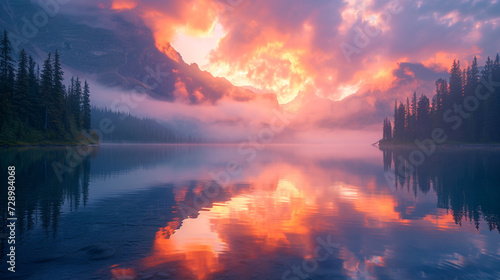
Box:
1;144;499;280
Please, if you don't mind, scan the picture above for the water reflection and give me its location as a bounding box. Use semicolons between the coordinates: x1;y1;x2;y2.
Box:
0;144;499;279
384;148;500;232
0;147;96;251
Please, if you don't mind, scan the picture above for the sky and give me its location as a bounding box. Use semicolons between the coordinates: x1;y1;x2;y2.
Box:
103;0;500;104
49;0;500;140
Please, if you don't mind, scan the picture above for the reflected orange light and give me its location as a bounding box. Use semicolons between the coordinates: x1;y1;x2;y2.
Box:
144;213;226;280
110;267;137;279
110;162;474;279
135;166;327;279
333;182;408;228
421;211;474;231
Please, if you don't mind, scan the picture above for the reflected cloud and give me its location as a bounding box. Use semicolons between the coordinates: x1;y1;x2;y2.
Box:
3;145;500;279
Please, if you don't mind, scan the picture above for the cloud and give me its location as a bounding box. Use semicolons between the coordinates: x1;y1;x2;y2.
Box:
111;0;498;104
392;62;448;84
61;0;500;130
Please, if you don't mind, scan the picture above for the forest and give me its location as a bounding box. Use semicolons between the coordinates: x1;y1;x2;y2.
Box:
91;107;205;143
0;30;93;145
382;54;500;144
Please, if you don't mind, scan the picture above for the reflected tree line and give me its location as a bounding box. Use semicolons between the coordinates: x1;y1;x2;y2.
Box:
0;144;223;256
383;149;500;232
0;147;97;257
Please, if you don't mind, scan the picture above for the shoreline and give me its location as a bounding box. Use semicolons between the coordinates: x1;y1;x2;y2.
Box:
377;141;500;150
0;143;100;148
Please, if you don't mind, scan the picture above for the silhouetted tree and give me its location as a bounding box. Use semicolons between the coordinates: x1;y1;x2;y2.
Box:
51;50;65;136
416;94;430;139
71;77;82;131
0;30;94;144
434;78;448;128
382;53;500;145
392;102;406;141
382;117;392;141
82;80;91;131
27;56;41;129
40;53;53;132
0;30;15;131
13;49;29;123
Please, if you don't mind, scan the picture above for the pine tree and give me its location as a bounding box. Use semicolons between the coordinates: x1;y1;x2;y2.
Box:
0;31;94;144
0;30;15;86
13;49;29;122
384;54;500;145
382;117;392;141
478;56;494;141
410;91;417;140
434;78;448;128
52;50;65;136
465;56;480;142
82;80;91;131
492;54;500;142
484;55;500;142
393;100;398;140
405;97;410;140
27;56;41;129
40;53;53;132
393;102;406;141
448;60;464;140
416;95;430;139
0;29;15;130
449;60;463;103
72;77;82;130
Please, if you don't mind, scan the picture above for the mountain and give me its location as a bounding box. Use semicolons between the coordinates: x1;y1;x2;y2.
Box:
0;0;431;133
282;89;388;130
0;0;279;106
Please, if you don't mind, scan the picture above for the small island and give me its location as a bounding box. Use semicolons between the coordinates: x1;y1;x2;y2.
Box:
379;54;500;149
0;30;96;146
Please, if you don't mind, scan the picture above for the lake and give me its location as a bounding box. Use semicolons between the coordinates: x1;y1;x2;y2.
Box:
1;144;499;280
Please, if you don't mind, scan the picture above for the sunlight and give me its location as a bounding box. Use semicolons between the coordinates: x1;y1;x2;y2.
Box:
337;80;363;100
171;22;227;66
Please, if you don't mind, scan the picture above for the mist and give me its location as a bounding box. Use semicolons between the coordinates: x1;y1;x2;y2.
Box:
87;78;381;144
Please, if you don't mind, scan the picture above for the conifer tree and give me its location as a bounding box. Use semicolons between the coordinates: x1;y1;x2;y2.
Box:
72;77;82;130
27;56;41;129
383;54;500;145
0;31;95;144
40;53;53;131
82;80;91;131
465;57;480;141
416;95;430;139
52;50;65;136
0;30;15;130
13;49;29;122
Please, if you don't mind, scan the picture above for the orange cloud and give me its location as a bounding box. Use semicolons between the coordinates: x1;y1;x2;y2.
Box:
138;0;219;55
111;0;137;10
102;0;499;119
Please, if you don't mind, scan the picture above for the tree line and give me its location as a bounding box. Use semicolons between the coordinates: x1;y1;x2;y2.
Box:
0;30;92;144
92;107;204;143
382;54;500;144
